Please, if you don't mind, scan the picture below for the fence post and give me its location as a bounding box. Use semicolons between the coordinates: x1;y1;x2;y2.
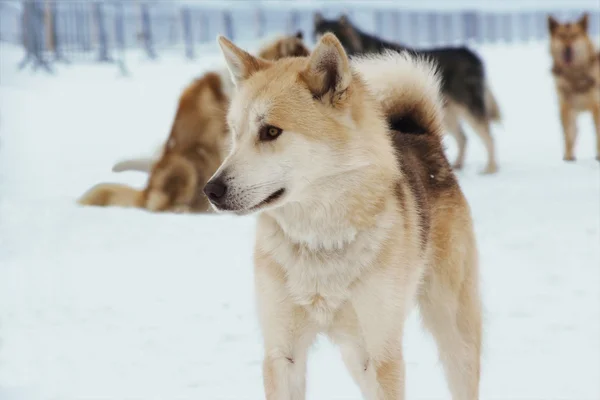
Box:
223;10;233;40
18;0;53;73
45;0;68;62
181;7;194;60
114;1;128;75
255;8;264;39
140;3;156;59
462;11;478;44
74;4;88;52
427;12;438;46
288;10;299;35
92;2;110;62
374;11;384;38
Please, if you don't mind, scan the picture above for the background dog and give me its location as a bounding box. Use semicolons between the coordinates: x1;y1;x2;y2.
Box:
205;33;481;399
78;33;311;212
548;13;600;161
313;13;502;174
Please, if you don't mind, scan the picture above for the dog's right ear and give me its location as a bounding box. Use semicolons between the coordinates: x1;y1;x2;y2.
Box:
217;35;272;86
578;13;589;31
295;30;304;40
547;15;559;35
300;32;351;104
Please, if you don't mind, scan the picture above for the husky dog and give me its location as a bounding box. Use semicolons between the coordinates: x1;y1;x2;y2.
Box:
78;34;311;212
205;33;482;399
314;13;502;174
548;13;600;161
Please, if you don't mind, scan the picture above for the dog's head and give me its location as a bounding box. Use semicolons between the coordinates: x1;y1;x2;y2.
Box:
313;13;363;54
548;13;594;67
145;73;229;211
257;32;310;60
204;33;373;215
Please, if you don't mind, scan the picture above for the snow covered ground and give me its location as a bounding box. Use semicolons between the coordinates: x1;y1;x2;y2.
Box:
1;40;599;400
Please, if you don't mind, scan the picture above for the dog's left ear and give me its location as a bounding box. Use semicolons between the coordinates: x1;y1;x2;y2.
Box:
301;33;352;103
295;31;304;40
217;35;272;86
578;13;589;31
339;14;350;25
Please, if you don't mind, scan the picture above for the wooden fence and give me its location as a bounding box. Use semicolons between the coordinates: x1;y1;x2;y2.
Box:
0;1;598;74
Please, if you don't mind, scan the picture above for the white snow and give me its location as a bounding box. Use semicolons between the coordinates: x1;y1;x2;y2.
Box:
1;40;599;400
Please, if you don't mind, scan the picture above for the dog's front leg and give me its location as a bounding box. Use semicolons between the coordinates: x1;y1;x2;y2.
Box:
335;283;416;399
254;252;318;400
560;102;577;161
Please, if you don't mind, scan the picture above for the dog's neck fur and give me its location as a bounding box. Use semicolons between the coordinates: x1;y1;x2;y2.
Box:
265;168;395;251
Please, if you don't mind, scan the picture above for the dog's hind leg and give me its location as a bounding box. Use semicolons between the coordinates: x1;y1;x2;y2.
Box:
444;107;468;170
462;111;498;174
560;103;578;161
418;213;482;400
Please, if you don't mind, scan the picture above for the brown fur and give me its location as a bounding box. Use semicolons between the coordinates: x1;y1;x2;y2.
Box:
78;72;229;212
78;34;311;212
257;31;310;60
210;34;481;399
548;13;600;161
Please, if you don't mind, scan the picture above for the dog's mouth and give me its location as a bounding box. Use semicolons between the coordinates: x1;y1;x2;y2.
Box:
248;188;286;212
212;188;286;215
563;46;573;64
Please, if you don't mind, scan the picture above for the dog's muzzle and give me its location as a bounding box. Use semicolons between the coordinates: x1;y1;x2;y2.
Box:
203;178;228;207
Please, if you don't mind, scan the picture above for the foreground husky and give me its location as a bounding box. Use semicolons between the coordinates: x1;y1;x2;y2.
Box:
548;13;600;161
205;33;482;399
314;14;501;174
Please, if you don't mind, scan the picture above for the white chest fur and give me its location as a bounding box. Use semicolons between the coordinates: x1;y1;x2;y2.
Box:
256;209;396;326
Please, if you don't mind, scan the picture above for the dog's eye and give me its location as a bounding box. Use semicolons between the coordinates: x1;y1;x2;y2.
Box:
259;125;283;141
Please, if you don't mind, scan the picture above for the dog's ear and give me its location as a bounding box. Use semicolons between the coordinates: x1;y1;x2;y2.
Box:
339;14;350;25
547;15;559;34
217;35;272;86
295;30;304;40
314;12;324;24
300;32;351;103
578;13;589;31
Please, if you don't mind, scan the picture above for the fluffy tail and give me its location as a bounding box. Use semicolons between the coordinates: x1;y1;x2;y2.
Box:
78;183;144;208
352;50;445;137
112;158;155;173
484;83;502;124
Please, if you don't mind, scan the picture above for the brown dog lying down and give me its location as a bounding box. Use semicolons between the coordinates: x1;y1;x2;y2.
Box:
78;33;310;213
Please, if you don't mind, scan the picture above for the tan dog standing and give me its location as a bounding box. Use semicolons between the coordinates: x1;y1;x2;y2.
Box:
548;13;600;161
205;33;482;399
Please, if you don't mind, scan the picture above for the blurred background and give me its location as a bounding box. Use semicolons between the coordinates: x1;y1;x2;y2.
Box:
1;0;599;74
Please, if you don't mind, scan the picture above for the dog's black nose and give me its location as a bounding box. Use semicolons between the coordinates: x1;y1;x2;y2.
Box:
203;178;227;204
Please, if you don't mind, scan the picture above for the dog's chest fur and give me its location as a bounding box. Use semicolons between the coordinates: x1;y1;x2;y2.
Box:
257;209;396;326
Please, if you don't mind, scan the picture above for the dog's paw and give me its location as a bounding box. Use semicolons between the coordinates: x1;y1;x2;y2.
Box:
480;163;499;175
563;155;576;162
